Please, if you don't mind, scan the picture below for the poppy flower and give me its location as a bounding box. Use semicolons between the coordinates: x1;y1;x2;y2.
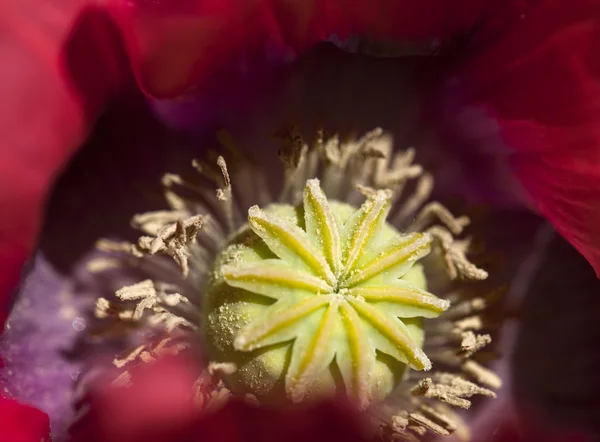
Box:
1;1;599;442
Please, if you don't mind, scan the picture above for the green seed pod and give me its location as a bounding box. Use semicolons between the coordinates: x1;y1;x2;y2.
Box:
203;178;449;409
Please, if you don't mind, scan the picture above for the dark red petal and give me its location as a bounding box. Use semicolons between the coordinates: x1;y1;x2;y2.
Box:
73;355;369;442
0;396;51;442
0;1;129;324
107;0;276;98
109;0;497;98
190;399;370;442
71;356;201;442
453;0;600;275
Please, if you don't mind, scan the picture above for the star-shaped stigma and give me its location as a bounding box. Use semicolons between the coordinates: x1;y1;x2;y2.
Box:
220;179;449;409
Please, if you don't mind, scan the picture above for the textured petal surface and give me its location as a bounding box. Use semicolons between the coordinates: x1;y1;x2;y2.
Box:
436;0;600;275
0;0;130;322
108;0;497;97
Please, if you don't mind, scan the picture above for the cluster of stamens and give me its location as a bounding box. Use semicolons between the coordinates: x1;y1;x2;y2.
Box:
87;128;500;441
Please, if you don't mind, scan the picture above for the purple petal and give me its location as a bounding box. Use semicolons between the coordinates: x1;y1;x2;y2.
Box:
1;254;87;440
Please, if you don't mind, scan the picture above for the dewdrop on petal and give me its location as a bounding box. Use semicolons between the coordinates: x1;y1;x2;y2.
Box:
92;128;500;441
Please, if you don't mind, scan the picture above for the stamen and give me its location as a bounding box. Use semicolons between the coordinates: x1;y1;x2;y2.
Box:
427;226;488;280
408;412;450;436
372;147;422;201
392;173;434;224
461;360;502;389
355;184;378;198
453;315;483;332
459;331;492;358
391;413;409;432
411;374;496;409
208;362;238;376
98;280;197;332
434;404;472;441
444;297;488;320
216;156;238;232
132;209;188;234
162;174;190;211
278;127;309;203
95;297;133;321
96;239;141;257
113;345;145;368
135;215;207;277
409;202;470;235
408;424;427;436
418;404;458;434
86;258;121;273
116;279;156;302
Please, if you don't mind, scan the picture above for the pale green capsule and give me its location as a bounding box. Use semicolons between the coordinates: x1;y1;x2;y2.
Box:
202;178;449;409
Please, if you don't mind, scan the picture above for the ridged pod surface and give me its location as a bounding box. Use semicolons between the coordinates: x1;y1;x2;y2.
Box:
203;178;449;409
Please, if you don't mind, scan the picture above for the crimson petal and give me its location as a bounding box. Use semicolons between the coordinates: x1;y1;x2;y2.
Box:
0;1;130;324
0;395;51;442
108;0;497;97
450;0;600;275
72;355;370;442
71;356;203;442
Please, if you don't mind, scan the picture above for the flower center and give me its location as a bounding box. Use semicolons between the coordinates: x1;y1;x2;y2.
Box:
202;178;448;409
93;128;500;440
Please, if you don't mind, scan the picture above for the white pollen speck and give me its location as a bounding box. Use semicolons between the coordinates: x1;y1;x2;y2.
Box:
72;317;87;331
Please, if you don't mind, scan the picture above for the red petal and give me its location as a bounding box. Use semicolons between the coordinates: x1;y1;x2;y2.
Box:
0;396;51;442
73;355;369;442
190;399;369;442
0;1;129;324
454;0;600;275
109;0;497;98
71;356;201;442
